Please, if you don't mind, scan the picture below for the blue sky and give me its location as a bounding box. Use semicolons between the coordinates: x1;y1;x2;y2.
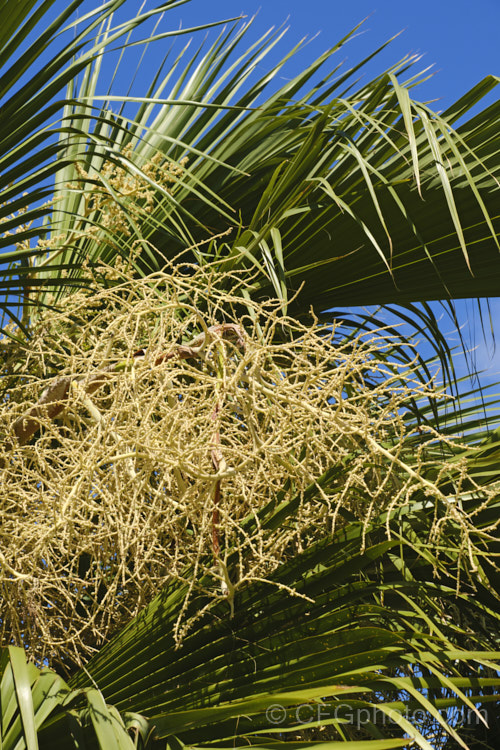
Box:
70;0;498;119
167;0;499;111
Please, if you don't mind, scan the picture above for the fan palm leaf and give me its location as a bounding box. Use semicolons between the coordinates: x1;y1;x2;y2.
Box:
3;12;495;391
60;487;500;750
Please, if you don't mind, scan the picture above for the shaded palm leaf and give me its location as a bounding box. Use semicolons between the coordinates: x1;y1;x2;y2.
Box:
62;480;500;750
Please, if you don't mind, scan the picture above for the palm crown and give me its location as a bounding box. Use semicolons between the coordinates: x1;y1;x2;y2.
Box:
1;3;500;749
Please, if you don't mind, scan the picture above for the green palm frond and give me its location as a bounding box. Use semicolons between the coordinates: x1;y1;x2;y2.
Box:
63;487;500;750
0;645;147;750
0;0;240;329
4;12;496;391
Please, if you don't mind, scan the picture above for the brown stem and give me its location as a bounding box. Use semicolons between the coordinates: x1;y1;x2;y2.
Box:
210;400;222;560
212;482;221;558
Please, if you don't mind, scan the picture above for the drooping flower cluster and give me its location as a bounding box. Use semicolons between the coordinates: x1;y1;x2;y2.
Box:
0;264;495;669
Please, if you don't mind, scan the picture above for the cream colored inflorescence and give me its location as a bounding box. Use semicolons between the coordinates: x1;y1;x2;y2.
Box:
70;146;188;237
0;264;492;668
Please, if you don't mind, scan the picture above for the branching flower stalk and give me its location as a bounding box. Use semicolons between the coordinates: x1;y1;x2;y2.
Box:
209;334;238;614
1;263;499;668
3;148;188;326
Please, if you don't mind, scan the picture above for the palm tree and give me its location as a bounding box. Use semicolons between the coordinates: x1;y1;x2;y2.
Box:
1;2;500;749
